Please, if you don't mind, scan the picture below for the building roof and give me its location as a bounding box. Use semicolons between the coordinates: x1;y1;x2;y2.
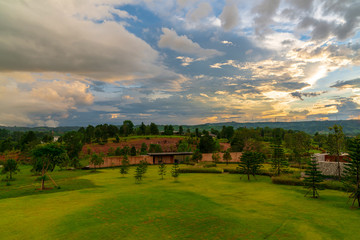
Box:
147;152;193;156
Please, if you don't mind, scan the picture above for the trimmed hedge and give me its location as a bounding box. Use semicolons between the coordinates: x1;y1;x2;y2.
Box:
271;175;304;186
272;175;350;191
179;167;223;174
223;168;273;177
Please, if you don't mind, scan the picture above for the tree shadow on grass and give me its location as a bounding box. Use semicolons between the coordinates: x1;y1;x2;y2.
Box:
0;178;99;200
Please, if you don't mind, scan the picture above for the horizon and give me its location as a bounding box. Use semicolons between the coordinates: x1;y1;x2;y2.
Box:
1;1;360;127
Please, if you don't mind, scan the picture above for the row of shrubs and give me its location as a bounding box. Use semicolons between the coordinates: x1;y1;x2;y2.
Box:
271;174;350;191
179;167;223;174
223;168;274;177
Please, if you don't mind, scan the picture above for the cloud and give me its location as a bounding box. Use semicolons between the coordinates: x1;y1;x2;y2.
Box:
252;0;280;37
0;75;93;127
290;91;326;100
158;28;223;58
0;1;178;82
186;2;212;22
219;0;240;31
331;78;360;89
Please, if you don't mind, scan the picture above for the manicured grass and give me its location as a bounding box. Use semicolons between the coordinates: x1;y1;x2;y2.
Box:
1;165;360;239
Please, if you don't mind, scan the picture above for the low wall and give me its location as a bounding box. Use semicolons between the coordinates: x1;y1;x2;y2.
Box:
89;155;152;168
318;161;345;176
89;152;243;168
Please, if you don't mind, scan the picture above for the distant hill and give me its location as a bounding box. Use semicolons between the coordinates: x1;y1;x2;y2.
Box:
1;120;360;136
181;120;360;136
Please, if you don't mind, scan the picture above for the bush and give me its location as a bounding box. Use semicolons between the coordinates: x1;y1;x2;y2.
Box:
321;180;349;191
179;167;223;174
198;162;217;168
271;174;304;186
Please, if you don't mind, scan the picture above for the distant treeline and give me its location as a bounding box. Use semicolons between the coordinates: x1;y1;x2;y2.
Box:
1;119;360;135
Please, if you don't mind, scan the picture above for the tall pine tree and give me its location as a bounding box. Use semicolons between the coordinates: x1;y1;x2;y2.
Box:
304;157;323;198
343;138;360;207
271;144;288;176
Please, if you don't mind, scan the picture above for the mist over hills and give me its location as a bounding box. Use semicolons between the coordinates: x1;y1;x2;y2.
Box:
1;120;360;136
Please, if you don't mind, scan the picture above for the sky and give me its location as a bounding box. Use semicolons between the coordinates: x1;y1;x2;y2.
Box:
1;0;360;127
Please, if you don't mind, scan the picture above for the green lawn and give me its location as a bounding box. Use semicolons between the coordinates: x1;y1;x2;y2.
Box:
0;165;359;239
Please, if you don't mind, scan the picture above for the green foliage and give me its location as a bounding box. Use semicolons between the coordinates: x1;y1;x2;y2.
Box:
191;149;202;163
163;125;174;135
171;163;180;180
179;167;223;173
130;146;137;156
177;140;192;152
327;124;345;180
139;160;148;175
303;158;324;198
60;131;84;162
1;159;20;180
120;155;130;176
115;147;122;156
148;144;162;153
212;152;220;163
158;163;166;180
120;120;134;137
149;122;159;135
271;174;304;186
107;147;115;156
31;143;68;190
223;150;232;165
90;153;104;171
134;166;143;184
198;132;219;153
238;151;265;180
271;144;288;176
140;143;148;155
343;137;360;207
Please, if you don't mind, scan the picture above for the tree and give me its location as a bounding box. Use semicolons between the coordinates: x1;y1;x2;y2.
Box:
179;126;184;135
140;143;148;155
120;155;130;176
149;122;159;135
238;152;265;180
60;131;84;167
303;157;323;198
171;163;180;181
158;163;167;180
191;149;202;163
327;125;345;180
139;159;148;175
343;138;360;207
177;140;192;152
148;144;162;153
223;150;232;165
271;144;288;176
90;153;104;171
1;159;20;180
212;152;220;163
198;132;218;153
134;165;143;183
284;131;311;168
120;120;134;137
130;146;137;156
32;143;67;190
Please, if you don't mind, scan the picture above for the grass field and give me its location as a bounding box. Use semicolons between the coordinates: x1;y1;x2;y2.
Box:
1;165;360;239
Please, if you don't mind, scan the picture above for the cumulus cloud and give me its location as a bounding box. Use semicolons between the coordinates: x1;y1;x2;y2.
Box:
219;0;240;31
0;0;178;82
186;2;212;22
0;75;93;127
252;0;280;37
158;28;223;58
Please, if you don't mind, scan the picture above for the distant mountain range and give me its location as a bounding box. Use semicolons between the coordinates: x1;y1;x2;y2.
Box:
1;120;360;136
